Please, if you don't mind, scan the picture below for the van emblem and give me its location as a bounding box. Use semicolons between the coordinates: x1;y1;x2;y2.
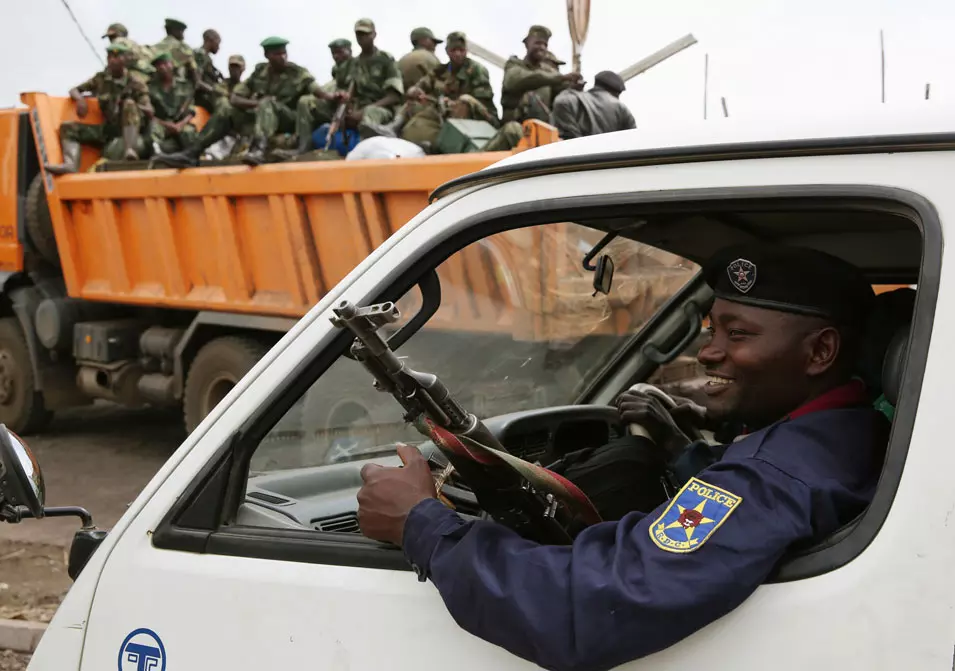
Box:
119;628;166;671
727;258;757;294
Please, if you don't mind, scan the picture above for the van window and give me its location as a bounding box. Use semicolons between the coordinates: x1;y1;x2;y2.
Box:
246;221;699;477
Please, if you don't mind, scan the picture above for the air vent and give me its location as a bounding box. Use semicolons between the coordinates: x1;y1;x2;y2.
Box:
313;512;360;534
247;491;292;505
506;429;550;463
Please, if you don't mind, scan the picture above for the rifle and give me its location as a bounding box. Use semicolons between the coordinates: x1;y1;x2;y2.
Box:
325;80;357;150
330;299;602;545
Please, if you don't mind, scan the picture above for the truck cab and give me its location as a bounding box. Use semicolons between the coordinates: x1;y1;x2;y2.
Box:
4;113;947;670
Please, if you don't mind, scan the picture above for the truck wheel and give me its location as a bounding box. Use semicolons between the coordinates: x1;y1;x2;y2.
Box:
25;174;59;266
0;318;52;434
184;337;267;434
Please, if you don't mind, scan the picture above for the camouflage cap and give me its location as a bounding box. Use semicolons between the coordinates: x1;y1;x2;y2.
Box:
544;50;566;65
354;18;375;34
446;32;467;48
228;54;246;66
164;18;187;31
260;36;289;51
102;23;128;39
410;27;443;44
105;42;131;55
328;38;352;50
151;51;173;65
524;25;552;42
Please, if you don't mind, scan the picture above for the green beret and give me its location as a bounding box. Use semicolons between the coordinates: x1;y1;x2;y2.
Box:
446;32;467;48
151;51;173;65
410;27;442;44
354;18;375;34
525;25;552;41
102;23;127;39
328;38;352;50
105;42;131;55
260;36;289;51
164;18;187;31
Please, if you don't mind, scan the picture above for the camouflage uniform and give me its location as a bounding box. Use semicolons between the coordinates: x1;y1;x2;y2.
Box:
233;60;323;146
194;46;229;114
485;25;568;152
102;24;155;82
59;66;152;160
401;37;499;147
334;48;403;128
148;70;198;153
398;27;443;92
152;34;197;82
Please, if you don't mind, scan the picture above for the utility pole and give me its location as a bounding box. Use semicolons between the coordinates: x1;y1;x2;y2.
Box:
721;96;729;118
880;29;886;103
925;83;931;100
703;53;709;120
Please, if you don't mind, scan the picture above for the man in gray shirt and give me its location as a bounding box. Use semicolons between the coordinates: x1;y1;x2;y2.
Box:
551;70;636;140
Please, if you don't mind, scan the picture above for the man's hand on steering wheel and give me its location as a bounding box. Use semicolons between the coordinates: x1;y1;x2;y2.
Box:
616;390;699;458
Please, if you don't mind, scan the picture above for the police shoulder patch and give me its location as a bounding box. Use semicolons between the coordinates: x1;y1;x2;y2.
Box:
649;477;742;553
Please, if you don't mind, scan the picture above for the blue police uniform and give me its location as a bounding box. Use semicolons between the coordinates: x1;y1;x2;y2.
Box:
397;243;889;671
403;389;887;671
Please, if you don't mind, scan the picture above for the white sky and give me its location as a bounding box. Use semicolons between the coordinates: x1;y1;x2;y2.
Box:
3;0;954;130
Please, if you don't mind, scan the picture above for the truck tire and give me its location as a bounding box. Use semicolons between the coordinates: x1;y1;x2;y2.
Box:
184;336;268;434
0;318;52;434
25;174;59;266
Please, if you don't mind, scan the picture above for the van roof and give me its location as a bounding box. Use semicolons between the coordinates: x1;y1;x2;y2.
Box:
432;109;955;201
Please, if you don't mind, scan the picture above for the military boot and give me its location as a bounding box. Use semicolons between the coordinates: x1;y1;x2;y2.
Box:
122;125;140;160
151;144;202;168
44;140;81;175
271;131;312;161
359;110;407;139
241;136;268;166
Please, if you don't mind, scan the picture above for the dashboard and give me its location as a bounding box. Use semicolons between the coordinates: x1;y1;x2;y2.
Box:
239;405;624;533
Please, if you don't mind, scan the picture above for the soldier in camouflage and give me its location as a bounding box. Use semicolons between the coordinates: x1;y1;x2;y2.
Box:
227;55;246;96
194;29;229;115
152;18;198;85
230;37;344;164
336;18;404;138
103;23;155;83
45;43;153;174
370;31;499;149
323;39;352;94
148;52;198;154
397;27;442;92
483;25;582;152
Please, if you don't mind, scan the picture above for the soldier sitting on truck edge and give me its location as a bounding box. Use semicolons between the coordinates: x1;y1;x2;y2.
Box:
397;27;442;93
152;18;198;86
193;29;229;117
46;43;154;174
102;23;155;84
226;54;245;96
363;31;500;151
147;52;198;155
481;25;583;152
323;39;353;94
356;243;889;670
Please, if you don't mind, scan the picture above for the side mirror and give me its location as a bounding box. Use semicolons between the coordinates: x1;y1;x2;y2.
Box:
592;254;615;296
0;424;45;518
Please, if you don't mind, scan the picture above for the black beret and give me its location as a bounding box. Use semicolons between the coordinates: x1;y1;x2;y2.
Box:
703;243;874;327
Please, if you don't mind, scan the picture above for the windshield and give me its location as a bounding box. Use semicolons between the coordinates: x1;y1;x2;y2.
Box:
252;221;699;472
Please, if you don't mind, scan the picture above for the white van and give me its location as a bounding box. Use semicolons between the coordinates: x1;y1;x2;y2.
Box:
2;115;948;670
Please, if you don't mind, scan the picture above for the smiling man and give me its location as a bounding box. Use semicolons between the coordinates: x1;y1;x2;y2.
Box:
357;242;890;671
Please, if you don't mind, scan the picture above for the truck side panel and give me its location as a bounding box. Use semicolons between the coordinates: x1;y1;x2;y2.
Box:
0;110;25;272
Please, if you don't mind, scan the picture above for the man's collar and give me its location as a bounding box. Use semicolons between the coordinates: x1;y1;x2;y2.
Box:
786;379;869;420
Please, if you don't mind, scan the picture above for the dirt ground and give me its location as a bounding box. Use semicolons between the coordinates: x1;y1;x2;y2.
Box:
0;402;183;669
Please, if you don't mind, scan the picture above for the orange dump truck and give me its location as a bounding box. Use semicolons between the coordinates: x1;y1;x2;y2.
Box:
0;92;699;438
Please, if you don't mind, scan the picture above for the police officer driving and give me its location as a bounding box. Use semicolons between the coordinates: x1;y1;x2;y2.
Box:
357;242;888;671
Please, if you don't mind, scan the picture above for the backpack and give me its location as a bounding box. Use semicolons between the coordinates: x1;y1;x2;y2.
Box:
546;434;672;521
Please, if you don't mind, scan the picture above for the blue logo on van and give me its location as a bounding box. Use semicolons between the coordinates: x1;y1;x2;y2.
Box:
118;628;166;671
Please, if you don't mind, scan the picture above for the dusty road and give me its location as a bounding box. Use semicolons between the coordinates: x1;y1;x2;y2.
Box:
0;403;183;669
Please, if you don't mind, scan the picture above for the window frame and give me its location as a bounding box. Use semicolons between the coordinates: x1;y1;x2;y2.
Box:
152;184;940;583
